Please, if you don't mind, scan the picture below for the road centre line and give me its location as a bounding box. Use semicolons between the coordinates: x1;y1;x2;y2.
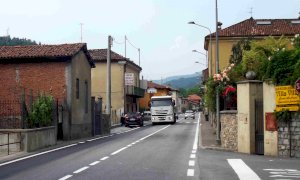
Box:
89;161;100;166
0;143;77;167
73;166;89;174
227;159;261;180
100;156;109;161
58;175;73;180
190;154;196;159
111;147;128;155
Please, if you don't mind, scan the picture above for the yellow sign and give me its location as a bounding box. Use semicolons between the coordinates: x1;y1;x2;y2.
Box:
276;85;300;111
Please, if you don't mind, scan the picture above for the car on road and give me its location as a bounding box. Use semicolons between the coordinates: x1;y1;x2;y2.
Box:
184;110;195;119
142;111;151;121
124;112;144;127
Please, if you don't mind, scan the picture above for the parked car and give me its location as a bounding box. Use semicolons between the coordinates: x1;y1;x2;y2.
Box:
184;110;195;119
142;111;151;121
124;112;144;127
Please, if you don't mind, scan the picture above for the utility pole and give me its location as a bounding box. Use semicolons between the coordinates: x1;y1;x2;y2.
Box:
80;23;83;42
125;35;127;58
106;35;112;115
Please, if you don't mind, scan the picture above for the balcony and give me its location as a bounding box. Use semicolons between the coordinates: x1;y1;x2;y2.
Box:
125;86;145;98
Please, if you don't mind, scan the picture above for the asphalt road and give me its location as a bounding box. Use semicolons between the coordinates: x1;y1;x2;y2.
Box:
0;113;299;180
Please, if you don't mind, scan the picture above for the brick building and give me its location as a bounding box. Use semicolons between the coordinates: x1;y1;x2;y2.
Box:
0;43;95;140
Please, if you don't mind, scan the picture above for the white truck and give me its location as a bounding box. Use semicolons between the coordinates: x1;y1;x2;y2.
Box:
150;96;177;125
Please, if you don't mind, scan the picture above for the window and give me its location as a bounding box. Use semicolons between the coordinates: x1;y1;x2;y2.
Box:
85;81;88;113
76;78;79;99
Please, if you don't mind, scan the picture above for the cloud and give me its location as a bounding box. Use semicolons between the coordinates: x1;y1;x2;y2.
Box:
169;36;187;51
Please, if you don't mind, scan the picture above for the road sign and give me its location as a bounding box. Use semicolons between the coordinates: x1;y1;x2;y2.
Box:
296;78;300;94
125;73;134;86
276;85;300;111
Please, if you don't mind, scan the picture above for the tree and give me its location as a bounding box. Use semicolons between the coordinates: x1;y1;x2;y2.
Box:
0;36;37;46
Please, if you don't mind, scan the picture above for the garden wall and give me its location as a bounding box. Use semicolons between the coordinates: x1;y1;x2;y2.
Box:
278;112;300;158
220;110;238;151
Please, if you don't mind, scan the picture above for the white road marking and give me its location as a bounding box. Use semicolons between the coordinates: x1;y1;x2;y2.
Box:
189;160;195;166
187;169;195;176
264;169;300;178
228;159;260;180
192;150;196;154
89;161;100;166
111;147;128;155
0;143;77;167
193;116;200;150
190;154;196;158
78;142;85;144
73;166;89;174
100;156;109;161
58;175;73;180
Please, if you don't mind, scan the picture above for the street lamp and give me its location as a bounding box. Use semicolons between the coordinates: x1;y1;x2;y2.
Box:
188;21;212;76
192;49;207;67
215;0;221;145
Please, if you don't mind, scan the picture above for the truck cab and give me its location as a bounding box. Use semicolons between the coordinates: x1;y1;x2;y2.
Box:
150;96;176;125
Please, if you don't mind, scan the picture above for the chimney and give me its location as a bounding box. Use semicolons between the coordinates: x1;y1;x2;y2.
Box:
217;21;223;30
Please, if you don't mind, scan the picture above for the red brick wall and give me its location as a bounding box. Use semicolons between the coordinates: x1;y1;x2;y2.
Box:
0;62;67;102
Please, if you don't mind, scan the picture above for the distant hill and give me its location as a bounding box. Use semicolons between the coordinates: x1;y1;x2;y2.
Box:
153;73;202;89
0;36;38;46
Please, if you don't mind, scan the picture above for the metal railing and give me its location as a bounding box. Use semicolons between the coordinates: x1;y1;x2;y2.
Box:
0;132;21;156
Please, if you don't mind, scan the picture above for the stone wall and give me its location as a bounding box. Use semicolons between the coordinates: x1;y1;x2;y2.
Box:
220;110;238;151
278;112;300;158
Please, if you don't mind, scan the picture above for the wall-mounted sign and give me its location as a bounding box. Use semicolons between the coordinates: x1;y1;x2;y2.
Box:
125;73;134;86
265;112;277;131
275;85;300;111
147;88;157;94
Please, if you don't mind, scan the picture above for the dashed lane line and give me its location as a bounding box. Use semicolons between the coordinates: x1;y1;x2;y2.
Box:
100;156;109;161
89;161;100;166
187;169;195;176
73;166;89;174
189;160;195;166
58;175;73;180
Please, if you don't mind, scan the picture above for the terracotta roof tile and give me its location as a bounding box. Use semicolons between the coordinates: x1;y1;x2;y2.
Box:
0;43;87;59
147;81;173;90
89;49;125;61
207;18;300;38
89;49;141;70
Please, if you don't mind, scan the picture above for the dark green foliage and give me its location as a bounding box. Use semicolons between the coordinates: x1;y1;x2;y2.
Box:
179;85;201;98
275;109;291;123
265;49;300;85
204;77;216;112
0;36;37;46
28;95;53;128
229;38;251;65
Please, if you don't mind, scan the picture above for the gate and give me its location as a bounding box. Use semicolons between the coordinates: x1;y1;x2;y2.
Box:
92;97;102;136
255;99;264;155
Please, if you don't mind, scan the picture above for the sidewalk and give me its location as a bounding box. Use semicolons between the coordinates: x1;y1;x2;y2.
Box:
199;112;227;151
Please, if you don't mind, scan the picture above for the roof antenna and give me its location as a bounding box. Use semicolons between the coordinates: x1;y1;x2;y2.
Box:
80;23;83;43
6;28;10;37
249;7;253;18
298;12;300;19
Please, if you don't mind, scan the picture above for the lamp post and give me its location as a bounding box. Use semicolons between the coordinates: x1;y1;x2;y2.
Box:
188;21;212;76
192;50;208;67
215;0;221;145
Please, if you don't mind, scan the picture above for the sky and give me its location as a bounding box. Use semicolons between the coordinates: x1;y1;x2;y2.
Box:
0;0;299;80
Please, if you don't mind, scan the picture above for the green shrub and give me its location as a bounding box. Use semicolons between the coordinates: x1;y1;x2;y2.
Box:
28;95;54;128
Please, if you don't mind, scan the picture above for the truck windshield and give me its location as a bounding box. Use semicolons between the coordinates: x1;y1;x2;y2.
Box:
151;99;172;107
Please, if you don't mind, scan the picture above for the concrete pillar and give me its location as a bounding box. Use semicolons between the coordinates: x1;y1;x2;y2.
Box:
237;80;263;154
263;81;278;156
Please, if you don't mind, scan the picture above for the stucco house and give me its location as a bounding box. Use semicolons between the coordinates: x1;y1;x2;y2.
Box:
89;49;144;125
139;81;176;111
204;17;300;77
0;43;95;140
